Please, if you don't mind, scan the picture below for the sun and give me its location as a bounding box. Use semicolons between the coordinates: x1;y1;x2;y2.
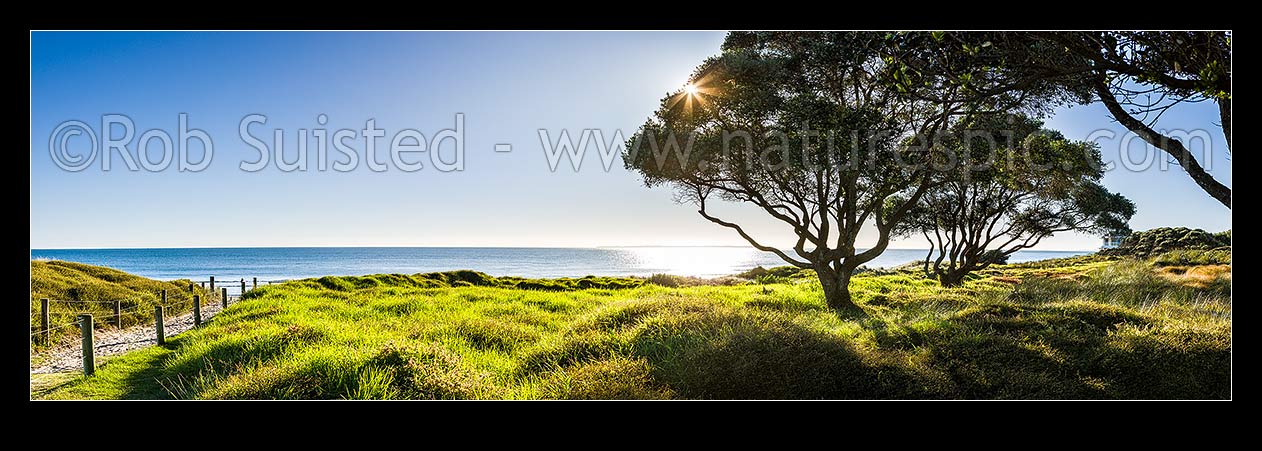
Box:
668;80;709;113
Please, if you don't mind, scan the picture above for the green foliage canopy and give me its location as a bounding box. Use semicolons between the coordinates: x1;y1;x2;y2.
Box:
891;115;1135;285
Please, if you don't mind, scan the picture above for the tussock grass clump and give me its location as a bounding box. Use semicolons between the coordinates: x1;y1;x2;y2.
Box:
1093;324;1231;399
736;265;814;280
754;274;791;285
452;318;541;351
1152;249;1231;267
297;271;646;293
1156;265;1231;290
628;306;933;399
355;342;499;400
642;273;742;288
31;260;203;306
519;330;631;374
1002;254;1114;269
542;356;673;399
644;273;685;287
500;275;642;291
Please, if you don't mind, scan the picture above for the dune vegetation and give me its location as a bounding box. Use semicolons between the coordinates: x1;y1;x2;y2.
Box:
1102;227;1231;257
31;252;1230;400
30;260;206;350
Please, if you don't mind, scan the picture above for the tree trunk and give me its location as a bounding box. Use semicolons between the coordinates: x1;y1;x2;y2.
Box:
817;268;858;311
939;271;966;287
933;257;969;286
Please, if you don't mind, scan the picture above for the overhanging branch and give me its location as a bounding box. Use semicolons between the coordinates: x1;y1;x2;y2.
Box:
1093;77;1231;208
697;195;812;268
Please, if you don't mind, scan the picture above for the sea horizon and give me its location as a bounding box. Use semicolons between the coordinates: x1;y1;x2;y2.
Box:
30;246;1093;289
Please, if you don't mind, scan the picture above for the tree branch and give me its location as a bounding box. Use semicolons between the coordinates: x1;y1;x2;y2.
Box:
697;194;812;268
1093;76;1231;208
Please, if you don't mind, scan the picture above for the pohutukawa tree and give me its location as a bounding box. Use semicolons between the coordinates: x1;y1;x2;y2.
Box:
892;114;1136;286
885;31;1231;207
623;32;1028;312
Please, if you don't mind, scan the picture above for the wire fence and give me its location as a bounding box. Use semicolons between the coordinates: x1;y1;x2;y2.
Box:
189;278;291;297
30;276;284;354
29;279;282;374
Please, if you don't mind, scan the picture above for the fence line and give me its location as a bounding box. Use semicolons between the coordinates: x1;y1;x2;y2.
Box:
29;299;207;339
28;320;80;337
30;276;277;373
49;299;135;304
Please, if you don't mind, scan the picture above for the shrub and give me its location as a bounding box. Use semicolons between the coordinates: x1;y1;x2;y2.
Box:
641;274;739;287
1103;227;1230;257
754;274;790;285
513;281;568;292
644;273;684;288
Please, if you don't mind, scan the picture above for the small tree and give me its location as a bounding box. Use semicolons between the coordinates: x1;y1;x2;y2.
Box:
893;115;1135;286
624;32;989;311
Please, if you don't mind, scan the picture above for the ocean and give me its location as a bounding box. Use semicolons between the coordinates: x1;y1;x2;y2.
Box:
30;247;1090;282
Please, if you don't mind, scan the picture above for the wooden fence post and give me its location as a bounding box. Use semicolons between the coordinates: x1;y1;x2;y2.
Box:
113;300;122;328
154;306;165;345
79;314;94;376
210;276;215;292
40;298;50;346
241;279;246;294
221;288;228;309
253;277;258;290
193;294;201;326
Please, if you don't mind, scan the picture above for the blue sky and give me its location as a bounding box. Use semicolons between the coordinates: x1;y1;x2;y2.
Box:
30;31;1231;250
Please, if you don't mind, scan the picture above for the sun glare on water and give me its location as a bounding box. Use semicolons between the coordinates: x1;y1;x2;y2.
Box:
622;246;769;277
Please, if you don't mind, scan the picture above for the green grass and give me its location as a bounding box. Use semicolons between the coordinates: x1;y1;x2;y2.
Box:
1151;249;1231;267
33;258;1231;399
30;260;207;350
299;270;645;292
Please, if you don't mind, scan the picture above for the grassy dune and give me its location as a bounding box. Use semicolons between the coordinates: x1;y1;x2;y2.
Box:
30;260;206;349
32;256;1230;399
